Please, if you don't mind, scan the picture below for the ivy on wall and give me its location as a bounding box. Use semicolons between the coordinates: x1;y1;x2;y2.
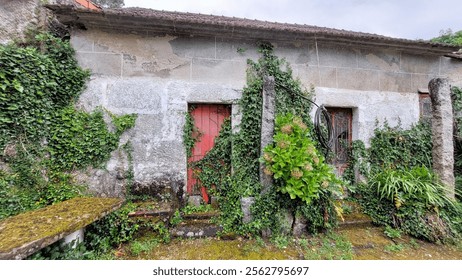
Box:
343;121;432;184
183;43;341;236
344;119;462;243
0;32;136;220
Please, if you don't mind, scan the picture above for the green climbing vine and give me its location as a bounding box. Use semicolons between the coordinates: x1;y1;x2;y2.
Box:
188;118;232;196
343;121;432;184
344;119;462;243
183;42;341;236
182;107;202;159
0;32;137;220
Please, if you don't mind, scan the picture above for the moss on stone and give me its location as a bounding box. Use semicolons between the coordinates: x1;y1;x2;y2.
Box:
0;197;123;259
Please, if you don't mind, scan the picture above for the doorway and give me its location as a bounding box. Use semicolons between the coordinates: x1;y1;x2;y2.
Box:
326;107;353;176
186;104;231;203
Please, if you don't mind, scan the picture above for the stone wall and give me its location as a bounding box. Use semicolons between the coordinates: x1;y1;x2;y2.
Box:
69;28;462;196
0;0;43;44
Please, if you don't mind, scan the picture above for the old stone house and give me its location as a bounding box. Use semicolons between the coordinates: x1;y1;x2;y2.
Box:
3;1;462;202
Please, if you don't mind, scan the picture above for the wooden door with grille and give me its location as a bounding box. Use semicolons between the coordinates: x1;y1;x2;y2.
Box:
326;107;352;176
186;104;231;203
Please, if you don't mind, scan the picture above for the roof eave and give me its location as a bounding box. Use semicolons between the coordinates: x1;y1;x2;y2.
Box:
45;5;460;55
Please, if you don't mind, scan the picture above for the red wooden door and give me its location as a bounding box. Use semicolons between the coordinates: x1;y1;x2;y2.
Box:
187;104;231;203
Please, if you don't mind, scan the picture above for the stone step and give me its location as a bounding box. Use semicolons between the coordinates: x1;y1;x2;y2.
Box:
337;200;373;229
170;220;223;238
182;211;219;220
128;209;171;218
338;214;373;229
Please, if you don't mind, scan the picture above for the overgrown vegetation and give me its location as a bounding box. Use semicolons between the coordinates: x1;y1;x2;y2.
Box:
1;32;138;259
183;43;342;238
262;113;342;204
345;116;462;243
431;29;462;46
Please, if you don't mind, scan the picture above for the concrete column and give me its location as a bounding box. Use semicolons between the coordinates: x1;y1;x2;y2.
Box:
429;78;455;199
260;75;275;195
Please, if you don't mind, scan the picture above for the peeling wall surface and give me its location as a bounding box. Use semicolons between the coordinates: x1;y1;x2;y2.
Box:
70;28;462;197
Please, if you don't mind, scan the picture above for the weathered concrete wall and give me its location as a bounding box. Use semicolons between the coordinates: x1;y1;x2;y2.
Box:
70;28;462;196
0;0;43;44
313;88;419;145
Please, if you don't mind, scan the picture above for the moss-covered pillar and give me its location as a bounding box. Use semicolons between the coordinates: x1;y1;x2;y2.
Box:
260;75;275;195
429;78;455;199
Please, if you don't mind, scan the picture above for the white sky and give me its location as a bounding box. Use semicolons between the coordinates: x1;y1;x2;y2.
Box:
123;0;462;40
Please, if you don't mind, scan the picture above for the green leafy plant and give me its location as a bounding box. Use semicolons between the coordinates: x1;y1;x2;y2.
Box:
0;31;137;223
181;43;341;236
188;118;232;196
374;167;452;208
384;243;404;253
359;166;459;242
85;203;139;253
129;238;159;256
182;108;203;159
301;232;353;260
262;113;342;204
384;225;401;239
0;33;89;149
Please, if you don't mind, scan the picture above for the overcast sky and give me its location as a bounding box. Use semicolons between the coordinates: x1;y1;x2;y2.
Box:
123;0;462;41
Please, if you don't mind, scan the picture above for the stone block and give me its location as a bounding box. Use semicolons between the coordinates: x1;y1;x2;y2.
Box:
105;79;165;113
357;49;400;71
379;71;412;92
215;38;260;61
188;195;203;207
280;209;294;235
273;41;315;65
317;44;358;68
75;52;121;76
169;36;217;59
191;58;247;87
122;53;191;79
318;67;337;88
337;68;379;91
400;53;440;74
240;197;255;224
294;65;320;87
75;78;105;111
411;74;433;91
70;31;94;52
440;57;462;83
292;215;308;237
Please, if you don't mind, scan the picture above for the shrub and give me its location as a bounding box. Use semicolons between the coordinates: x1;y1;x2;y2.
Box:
262;113;342;204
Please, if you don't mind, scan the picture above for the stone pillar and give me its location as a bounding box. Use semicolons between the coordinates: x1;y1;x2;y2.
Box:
260;75;275;195
241;197;255;224
429;78;455;199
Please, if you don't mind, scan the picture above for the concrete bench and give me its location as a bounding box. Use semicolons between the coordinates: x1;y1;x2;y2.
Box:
0;197;123;260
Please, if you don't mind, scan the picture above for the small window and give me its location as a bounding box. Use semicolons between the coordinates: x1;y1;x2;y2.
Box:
419;92;431;121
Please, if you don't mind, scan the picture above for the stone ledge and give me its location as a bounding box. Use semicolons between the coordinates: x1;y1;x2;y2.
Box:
0;197;123;260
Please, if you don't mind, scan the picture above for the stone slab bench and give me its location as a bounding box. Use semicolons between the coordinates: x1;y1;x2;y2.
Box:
0;197;123;260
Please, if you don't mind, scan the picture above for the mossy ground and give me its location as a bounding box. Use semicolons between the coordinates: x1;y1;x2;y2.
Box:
113;225;462;260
